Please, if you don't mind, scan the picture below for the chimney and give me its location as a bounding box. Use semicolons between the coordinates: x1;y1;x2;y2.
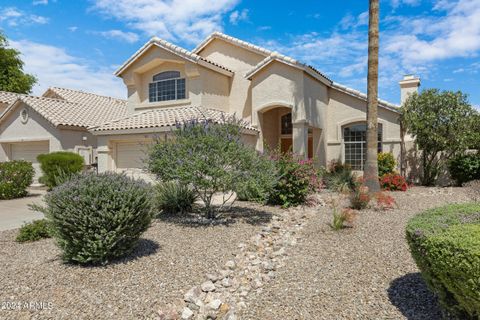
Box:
399;75;421;105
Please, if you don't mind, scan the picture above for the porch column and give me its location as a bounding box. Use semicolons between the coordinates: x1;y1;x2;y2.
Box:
292;120;308;158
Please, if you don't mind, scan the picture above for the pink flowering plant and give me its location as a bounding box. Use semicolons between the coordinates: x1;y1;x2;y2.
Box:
268;151;322;208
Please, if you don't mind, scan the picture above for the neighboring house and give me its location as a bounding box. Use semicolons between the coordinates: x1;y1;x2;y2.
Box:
0;32;420;181
0;87;128;182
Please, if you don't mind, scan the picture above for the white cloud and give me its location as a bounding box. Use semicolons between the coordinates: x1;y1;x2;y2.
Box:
261;0;480;102
0;7;49;27
384;0;480;62
391;0;421;9
96;29;139;43
9;39;125;98
229;9;248;25
33;0;48;5
91;0;240;44
68;26;78;32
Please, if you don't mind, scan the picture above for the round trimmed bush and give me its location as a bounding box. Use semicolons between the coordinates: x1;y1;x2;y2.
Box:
378;152;396;177
0;160;34;199
406;203;480;319
38;172;153;265
37;151;84;189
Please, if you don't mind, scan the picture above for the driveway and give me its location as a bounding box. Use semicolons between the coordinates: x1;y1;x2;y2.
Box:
0;188;46;231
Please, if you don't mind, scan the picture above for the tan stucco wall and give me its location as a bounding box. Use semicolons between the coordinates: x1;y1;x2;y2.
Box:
120;45;230;114
251;62;305;125
198;38;266;118
326;88;402;169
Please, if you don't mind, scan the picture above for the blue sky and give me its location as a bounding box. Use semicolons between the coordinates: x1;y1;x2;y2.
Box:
1;0;479;108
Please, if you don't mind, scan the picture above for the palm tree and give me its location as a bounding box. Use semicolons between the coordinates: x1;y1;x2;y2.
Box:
364;0;381;192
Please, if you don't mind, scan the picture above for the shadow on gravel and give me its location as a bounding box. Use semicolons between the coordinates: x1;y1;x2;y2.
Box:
157;205;272;228
388;273;443;320
111;238;160;265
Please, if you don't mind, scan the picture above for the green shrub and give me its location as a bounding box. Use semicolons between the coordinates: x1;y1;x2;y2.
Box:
448;153;480;186
406;203;480;319
378;152;396;177
16;219;51;242
33;173;153;265
148;118;265;219
268;152;321;208
0;160;34;199
37;151;84;189
155;181;197;214
236;154;278;203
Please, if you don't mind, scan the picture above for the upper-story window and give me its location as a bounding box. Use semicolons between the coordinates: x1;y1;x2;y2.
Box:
149;71;186;102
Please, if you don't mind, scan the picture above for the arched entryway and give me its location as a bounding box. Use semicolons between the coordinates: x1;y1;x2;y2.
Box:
258;106;314;158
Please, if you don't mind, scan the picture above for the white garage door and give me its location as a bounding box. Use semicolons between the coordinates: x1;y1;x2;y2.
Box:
115;141;153;182
11;141;49;183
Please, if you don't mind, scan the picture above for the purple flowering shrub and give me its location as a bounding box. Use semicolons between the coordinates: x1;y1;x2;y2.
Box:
32;172;153;265
148;117;262;219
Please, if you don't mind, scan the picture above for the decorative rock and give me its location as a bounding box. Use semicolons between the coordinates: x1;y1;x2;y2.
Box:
272;248;285;257
261;261;275;271
219;269;231;279
252;279;262;289
181;307;194;320
206;273;218;282
225;260;236;270
207;299;222;311
184;286;202;304
221;277;233;287
201;281;216;292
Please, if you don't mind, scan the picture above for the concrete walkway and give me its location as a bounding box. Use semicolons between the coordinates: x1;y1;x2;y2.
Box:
0;188;46;231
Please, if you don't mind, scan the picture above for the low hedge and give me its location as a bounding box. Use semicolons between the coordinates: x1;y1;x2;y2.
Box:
0;160;34;199
37;151;84;189
406;203;480;319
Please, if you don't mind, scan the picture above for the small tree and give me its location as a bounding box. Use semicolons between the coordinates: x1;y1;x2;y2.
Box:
401;89;479;185
0;32;37;93
147;117;260;219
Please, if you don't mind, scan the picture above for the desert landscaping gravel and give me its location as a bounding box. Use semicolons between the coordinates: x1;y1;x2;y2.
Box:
0;206;270;320
242;186;476;320
0;186;477;320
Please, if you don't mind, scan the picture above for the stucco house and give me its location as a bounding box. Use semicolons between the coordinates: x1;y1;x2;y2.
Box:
0;32;420;181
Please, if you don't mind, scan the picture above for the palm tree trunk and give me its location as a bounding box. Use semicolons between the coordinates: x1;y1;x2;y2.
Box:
364;0;381;192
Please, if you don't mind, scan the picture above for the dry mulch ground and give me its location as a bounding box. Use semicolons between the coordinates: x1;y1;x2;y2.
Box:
0;204;273;320
242;187;476;320
0;187;476;320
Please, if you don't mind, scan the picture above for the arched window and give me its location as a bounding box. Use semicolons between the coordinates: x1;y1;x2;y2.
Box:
343;123;382;170
149;71;186;102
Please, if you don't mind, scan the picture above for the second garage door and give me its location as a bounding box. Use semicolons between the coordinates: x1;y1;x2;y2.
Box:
115;141;154;182
11;141;49;182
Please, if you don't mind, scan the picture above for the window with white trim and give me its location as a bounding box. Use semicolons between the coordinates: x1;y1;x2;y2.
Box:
343;123;382;170
149;71;186;102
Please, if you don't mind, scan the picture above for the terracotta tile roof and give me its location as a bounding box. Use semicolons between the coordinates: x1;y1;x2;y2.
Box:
331;83;399;112
0;91;24;105
114;37;233;77
195;32;398;110
45;87;127;108
17;95;128;127
0;88;129;128
90;105;257;132
245;53;332;85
